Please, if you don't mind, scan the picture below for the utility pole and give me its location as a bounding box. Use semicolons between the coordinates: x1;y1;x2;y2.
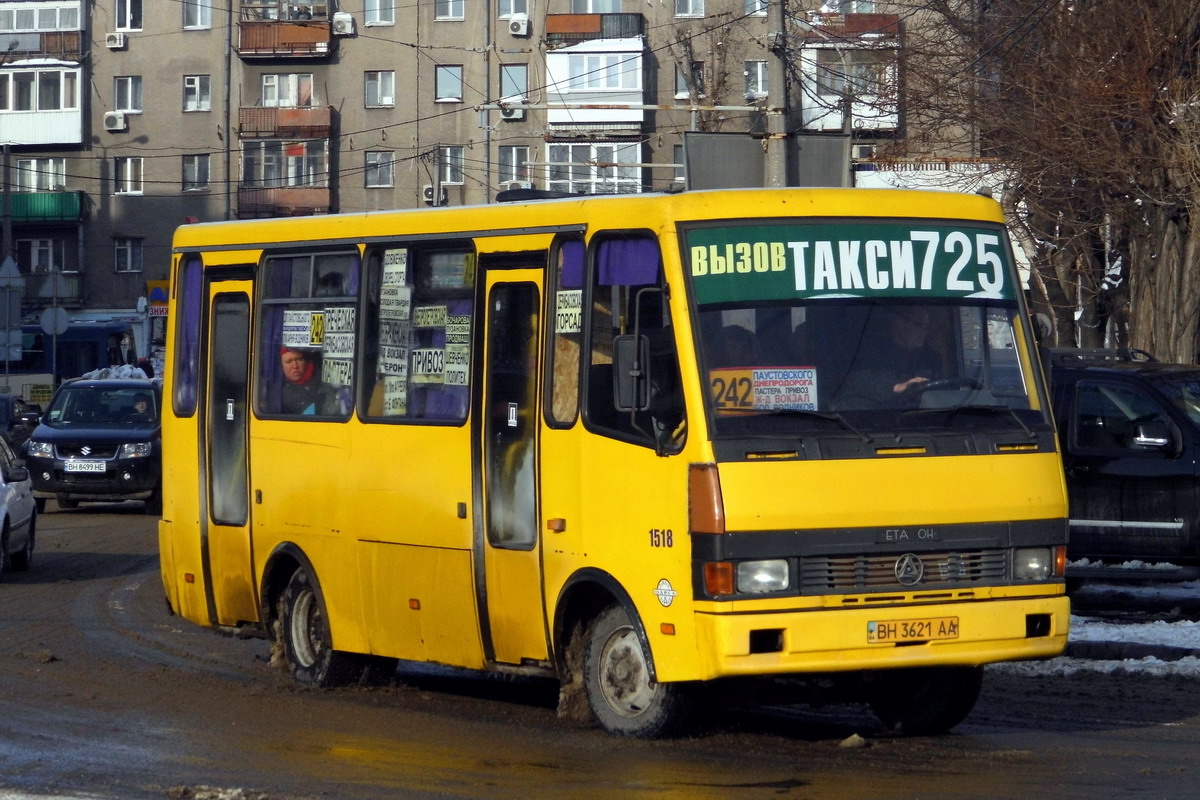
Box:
764;0;790;188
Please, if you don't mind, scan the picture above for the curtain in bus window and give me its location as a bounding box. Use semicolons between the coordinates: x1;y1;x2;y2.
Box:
561;239;584;289
174;257;202;417
598;237;659;286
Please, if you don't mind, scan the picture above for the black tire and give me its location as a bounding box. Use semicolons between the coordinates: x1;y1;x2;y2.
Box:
10;514;33;571
145;488;162;516
867;666;984;735
34;498;45;514
583;604;689;738
277;566;362;688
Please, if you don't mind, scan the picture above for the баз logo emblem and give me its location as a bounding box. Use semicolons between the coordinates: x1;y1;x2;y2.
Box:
894;553;924;586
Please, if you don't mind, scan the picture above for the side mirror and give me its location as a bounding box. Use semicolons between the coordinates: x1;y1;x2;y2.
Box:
17;411;40;426
613;334;650;412
4;465;28;483
1131;420;1173;450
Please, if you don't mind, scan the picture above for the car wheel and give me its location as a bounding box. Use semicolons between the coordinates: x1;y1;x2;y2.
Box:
9;514;33;571
277;566;362;688
867;666;983;735
145;488;162;516
34;498;45;514
583;604;689;738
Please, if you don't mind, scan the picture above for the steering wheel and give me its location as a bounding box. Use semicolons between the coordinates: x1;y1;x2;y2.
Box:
916;377;983;392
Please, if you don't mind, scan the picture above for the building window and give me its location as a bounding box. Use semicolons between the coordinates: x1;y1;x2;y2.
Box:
365;0;395;24
439;146;464;184
673;144;685;183
674;0;703;17
435;66;463;102
0;69;78;112
115;76;142;113
183;75;211;111
744;60;768;98
824;0;874;11
366;151;395;187
548;142;641;194
183;0;212;28
675;61;703;99
365;70;395;107
817;49;892;98
570;0;619;11
499;145;530;184
241;141;328;188
744;0;766;15
16;157;66;191
116;0;142;30
16;239;65;274
435;0;464;20
0;5;80;31
115;238;143;273
183;155;210;191
114;157;143;194
499;64;527;99
262;74;314;108
498;0;527;17
566;53;640;91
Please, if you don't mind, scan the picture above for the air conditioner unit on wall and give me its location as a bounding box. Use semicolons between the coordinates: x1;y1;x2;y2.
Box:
103;111;127;132
331;12;355;35
508;14;529;37
422;184;447;206
500;105;526;121
505;181;534;191
105;32;127;49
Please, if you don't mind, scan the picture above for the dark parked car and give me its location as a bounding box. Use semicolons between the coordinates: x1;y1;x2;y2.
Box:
0;394;41;449
1045;347;1200;572
23;378;162;514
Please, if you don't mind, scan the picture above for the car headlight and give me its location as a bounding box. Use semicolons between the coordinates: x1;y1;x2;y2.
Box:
736;559;790;593
26;441;52;458
118;441;152;458
1014;547;1053;580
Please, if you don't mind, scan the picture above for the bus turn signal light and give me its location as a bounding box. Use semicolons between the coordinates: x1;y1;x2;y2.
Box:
704;562;734;596
689;463;725;534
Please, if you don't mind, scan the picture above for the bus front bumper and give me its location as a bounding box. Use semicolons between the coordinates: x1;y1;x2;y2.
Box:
690;594;1070;679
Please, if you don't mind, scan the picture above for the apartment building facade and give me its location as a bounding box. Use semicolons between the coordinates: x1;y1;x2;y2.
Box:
0;0;903;320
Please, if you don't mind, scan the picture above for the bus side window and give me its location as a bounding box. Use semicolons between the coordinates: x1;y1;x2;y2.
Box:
584;235;685;452
547;237;584;427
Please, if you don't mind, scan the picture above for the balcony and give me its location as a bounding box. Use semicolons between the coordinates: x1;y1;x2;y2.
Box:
239;106;333;139
7;191;86;223
236;20;331;58
23;271;82;307
237;187;330;218
801;11;901;40
546;14;644;47
4;30;83;61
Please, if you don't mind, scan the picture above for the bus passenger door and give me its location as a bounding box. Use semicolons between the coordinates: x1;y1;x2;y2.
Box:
479;269;549;665
201;280;257;627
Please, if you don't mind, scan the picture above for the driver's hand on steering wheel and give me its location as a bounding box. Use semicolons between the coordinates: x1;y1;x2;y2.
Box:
893;376;929;394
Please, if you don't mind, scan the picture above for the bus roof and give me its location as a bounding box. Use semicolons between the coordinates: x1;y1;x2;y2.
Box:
172;188;1006;253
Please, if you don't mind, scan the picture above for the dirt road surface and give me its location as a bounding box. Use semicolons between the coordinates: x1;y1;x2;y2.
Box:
1;505;1198;799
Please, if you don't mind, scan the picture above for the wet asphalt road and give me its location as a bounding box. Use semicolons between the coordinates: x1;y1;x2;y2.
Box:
1;505;1199;799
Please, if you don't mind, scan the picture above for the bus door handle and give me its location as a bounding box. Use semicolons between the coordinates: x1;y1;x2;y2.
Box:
547;518;566;533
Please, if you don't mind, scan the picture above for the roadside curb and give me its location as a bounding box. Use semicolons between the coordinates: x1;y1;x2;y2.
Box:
1067;641;1200;662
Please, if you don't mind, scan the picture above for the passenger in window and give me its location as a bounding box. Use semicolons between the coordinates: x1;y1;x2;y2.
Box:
127;393;154;423
315;271;345;297
280;347;333;415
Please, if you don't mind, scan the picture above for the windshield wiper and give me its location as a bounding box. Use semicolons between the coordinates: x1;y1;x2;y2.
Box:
902;404;1037;440
724;407;878;443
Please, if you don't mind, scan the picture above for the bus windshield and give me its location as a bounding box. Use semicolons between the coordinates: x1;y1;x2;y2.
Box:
686;219;1047;437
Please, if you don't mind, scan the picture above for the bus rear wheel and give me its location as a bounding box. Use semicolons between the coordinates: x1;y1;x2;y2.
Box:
278;566;362;688
583;604;688;738
867;666;983;735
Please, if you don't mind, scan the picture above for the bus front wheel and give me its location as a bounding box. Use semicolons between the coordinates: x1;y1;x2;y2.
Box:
583;604;688;738
278;566;361;688
866;666;983;735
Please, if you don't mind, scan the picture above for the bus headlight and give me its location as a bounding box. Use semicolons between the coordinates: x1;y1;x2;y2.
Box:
1014;547;1052;580
736;560;790;593
27;441;52;458
118;442;152;458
